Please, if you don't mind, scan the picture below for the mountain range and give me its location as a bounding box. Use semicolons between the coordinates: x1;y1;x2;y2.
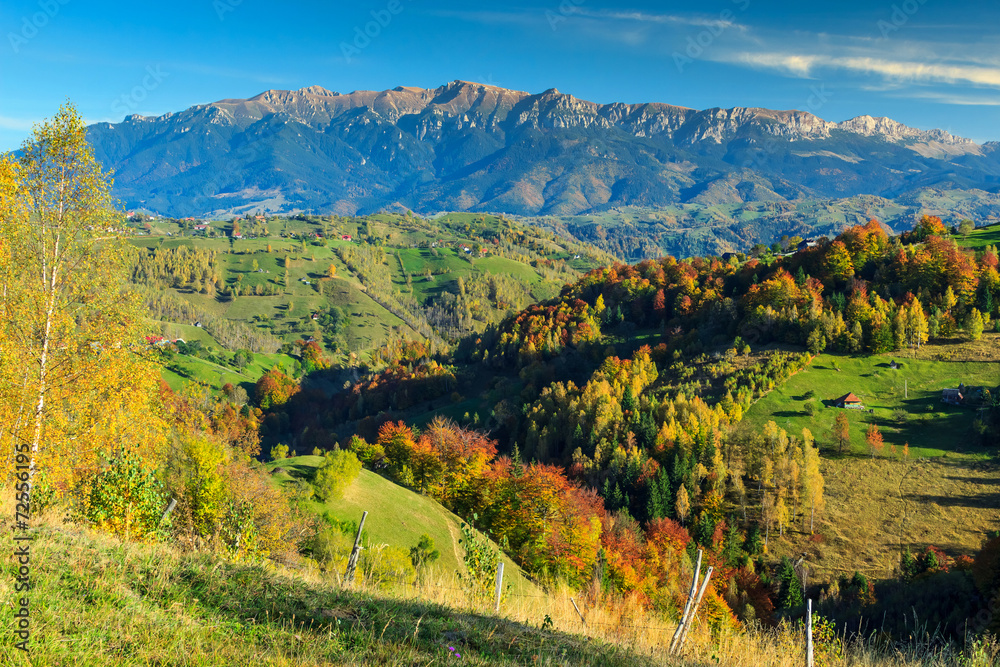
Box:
87;80;1000;221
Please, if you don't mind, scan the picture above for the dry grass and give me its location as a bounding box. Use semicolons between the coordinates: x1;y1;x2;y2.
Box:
767;454;1000;582
1;489;997;666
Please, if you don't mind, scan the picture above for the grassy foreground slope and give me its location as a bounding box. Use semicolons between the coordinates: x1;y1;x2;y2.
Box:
4;504;997;666
267;457;539;595
0;518;652;667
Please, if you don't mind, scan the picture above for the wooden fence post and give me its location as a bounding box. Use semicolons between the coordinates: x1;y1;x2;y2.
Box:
571;598;587;629
670;548;703;654
344;511;368;584
159;498;177;525
806;598;814;667
494;562;504;614
678;565;714;651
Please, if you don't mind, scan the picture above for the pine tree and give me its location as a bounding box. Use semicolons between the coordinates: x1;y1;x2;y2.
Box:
777;556;804;609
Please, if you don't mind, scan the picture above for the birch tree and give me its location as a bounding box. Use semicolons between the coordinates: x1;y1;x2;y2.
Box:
1;103;165;497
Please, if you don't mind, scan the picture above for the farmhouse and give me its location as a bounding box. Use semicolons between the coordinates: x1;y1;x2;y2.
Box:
889;360;900;370
942;388;963;405
834;392;865;409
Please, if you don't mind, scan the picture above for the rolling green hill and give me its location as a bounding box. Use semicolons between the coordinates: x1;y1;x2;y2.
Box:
133;211;612;392
267;457;540;596
742;348;1000;458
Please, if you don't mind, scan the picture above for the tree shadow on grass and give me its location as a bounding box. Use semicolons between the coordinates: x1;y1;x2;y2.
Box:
902;491;1000;510
772;410;806;418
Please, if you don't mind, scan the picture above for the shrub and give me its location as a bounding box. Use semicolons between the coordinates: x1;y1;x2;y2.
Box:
313;450;363;501
410;534;441;571
309;525;352;567
804;401;817;416
80;450;167;542
348;435;384;465
458;518;508;607
362;544;415;587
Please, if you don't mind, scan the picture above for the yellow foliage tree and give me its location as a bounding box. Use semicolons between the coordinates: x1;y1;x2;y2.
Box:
0;104;167;498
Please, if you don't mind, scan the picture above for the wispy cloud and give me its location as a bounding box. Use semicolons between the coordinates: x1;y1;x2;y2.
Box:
571;9;748;31
732;52;1000;88
0;116;38;131
895;90;1000;106
421;7;747;32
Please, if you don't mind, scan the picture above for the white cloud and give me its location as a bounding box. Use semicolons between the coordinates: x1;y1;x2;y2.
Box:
572;9;748;31
730;52;1000;89
0;116;38;131
897;91;1000;106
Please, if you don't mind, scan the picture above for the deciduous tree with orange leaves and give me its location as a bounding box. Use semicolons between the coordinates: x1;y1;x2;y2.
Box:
866;422;884;459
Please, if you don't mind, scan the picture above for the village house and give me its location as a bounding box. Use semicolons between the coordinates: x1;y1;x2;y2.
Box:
942;388;963;405
834;392;865;409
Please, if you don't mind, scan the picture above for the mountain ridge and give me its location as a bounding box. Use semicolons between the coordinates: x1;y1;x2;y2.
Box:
86;80;1000;218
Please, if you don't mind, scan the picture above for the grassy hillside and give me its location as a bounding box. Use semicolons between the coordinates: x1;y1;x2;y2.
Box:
742;344;1000;584
742;348;1000;458
267;457;539;596
4;501;996;666
132;212;612;392
957;221;1000;250
0;516;656;667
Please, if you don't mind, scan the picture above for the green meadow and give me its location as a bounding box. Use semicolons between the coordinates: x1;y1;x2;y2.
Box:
743;351;1000;458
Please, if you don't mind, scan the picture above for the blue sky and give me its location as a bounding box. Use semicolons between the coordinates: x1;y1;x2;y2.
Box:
1;0;999;150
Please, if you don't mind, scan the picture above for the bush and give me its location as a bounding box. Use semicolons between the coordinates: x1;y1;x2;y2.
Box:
313;450;363;501
458;519;508;607
892;408;908;424
309;525;352;567
410;534;441;571
804;401;817;416
80;450;167;542
362;544;415;587
348;435;384;465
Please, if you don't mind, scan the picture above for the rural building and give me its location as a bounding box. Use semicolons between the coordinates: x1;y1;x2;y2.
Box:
834;392;865;409
942;388;964;405
889;360;900;370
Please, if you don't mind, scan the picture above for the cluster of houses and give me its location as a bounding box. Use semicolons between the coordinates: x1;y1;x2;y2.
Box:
145;335;186;348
